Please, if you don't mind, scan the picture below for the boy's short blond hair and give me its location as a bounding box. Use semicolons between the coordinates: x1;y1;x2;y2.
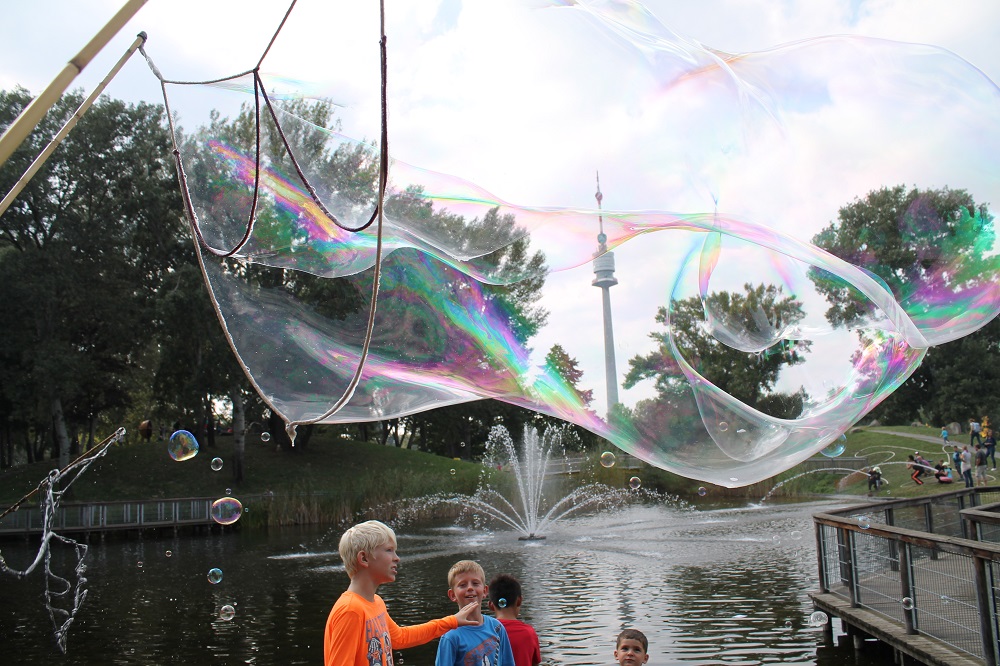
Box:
339;520;396;578
447;559;486;588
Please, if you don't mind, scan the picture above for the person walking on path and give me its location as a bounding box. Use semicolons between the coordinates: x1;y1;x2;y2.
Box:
941;427;950;444
970;419;983;447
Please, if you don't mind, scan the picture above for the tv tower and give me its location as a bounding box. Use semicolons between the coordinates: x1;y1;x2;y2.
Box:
592;172;619;413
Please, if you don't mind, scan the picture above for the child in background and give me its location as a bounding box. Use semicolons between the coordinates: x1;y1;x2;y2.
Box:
614;629;649;666
941;427;950;444
324;521;480;666
436;560;515;666
489;574;541;666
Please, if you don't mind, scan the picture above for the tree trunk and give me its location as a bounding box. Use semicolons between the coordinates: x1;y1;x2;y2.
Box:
231;384;245;484
52;397;71;469
88;413;96;450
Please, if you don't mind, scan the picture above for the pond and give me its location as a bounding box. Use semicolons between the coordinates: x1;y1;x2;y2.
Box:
0;499;892;665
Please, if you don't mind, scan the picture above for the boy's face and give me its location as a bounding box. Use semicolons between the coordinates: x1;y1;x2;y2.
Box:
361;540;399;585
615;638;649;666
447;570;487;609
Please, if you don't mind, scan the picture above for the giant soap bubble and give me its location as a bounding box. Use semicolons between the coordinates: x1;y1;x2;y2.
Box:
146;0;1000;486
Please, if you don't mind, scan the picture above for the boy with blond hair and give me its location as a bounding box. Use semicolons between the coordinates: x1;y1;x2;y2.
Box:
325;521;480;666
436;560;515;666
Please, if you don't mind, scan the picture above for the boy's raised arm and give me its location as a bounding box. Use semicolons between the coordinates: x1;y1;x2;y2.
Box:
455;600;482;626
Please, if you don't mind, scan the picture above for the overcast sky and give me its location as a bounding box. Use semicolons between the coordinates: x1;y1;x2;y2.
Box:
3;0;999;414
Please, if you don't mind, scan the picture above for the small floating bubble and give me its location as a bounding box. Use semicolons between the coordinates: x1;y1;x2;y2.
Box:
718;421;729;432
789;530;803;540
772;535;781;544
820;440;846;458
697;487;708;497
219;604;236;621
165;550;172;558
207;568;223;584
784;620;792;629
137;561;143;569
628;476;641;490
211;497;243;525
450;469;456;476
600;451;616;468
857;515;871;529
460;441;466;448
808;611;829;627
211;457;223;472
901;597;914;610
261;432;271;442
167;430;199;461
498;598;507;608
225;488;232;495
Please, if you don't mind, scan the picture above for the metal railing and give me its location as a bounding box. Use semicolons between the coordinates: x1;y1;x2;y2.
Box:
0;496;221;536
814;487;1000;665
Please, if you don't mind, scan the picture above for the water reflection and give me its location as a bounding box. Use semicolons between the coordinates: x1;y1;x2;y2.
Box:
0;500;893;665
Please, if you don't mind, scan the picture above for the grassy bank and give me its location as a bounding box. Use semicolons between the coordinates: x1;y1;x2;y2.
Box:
0;424;967;527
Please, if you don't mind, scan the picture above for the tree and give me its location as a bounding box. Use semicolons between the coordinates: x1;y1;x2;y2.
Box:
0;87;183;467
624;283;809;417
811;185;999;424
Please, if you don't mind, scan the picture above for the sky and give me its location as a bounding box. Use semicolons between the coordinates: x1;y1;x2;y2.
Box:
2;0;999;420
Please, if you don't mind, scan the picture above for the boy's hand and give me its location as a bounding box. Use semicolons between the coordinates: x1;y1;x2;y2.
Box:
455;601;482;626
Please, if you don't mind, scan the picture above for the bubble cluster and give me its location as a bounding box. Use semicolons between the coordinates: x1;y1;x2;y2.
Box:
600;451;616;468
167;430;199;462
175;0;1000;487
211;497;243;526
211;457;223;471
207;568;223;584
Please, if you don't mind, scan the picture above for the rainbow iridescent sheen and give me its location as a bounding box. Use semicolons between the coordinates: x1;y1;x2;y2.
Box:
173;0;1000;486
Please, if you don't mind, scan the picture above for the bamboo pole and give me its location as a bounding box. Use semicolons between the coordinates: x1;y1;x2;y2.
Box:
0;33;147;218
0;0;148;169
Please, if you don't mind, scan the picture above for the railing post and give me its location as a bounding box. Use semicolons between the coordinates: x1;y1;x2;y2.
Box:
974;554;998;666
840;527;860;607
959;493;970;539
899;542;918;634
886;508;900;572
816;522;828;593
924;503;938;560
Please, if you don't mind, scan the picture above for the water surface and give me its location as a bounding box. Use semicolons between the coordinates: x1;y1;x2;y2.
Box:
0;499;892;665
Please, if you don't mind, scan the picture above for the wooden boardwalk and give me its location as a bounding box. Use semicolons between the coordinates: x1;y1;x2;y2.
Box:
0;497;223;537
813;489;1000;666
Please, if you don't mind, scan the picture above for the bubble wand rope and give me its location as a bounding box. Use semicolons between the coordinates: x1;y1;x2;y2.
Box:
0;427;125;521
143;0;390;435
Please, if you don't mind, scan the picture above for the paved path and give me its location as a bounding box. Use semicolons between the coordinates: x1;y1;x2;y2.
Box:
873;429;952;445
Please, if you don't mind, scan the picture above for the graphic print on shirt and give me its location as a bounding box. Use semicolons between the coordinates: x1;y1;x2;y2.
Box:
364;611;390;666
462;635;500;666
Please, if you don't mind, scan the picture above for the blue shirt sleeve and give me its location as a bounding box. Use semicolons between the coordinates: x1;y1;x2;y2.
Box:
435;629;457;666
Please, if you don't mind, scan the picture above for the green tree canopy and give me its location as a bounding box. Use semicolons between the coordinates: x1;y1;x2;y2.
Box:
624;283;808;418
811;185;998;424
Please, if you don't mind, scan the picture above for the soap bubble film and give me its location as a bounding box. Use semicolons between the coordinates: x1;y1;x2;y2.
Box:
210;498;243;526
166;430;199;462
167;0;1000;487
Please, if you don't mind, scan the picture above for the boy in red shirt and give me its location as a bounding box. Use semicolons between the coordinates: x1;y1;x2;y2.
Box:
324;520;480;666
488;574;541;666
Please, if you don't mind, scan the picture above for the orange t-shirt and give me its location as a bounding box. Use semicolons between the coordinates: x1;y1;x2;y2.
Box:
324;591;457;666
